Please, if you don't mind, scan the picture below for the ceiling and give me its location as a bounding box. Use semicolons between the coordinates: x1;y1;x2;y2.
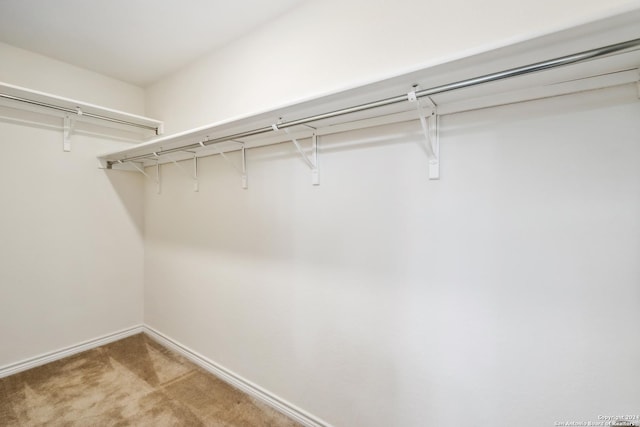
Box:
0;0;306;87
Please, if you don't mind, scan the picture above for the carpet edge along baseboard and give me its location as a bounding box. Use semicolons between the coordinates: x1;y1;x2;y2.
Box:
0;324;333;427
0;325;144;378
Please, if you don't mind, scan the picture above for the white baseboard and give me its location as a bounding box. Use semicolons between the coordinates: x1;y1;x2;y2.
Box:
143;325;332;427
0;324;144;379
0;324;329;427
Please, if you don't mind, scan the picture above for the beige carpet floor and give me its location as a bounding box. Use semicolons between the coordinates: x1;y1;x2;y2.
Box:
0;334;301;426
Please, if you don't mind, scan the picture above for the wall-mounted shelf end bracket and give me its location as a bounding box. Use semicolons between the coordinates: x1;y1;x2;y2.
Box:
408;90;439;180
277;125;319;185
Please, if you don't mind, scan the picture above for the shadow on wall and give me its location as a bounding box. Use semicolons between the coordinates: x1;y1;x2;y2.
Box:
249;123;424;164
104;169;145;237
443;83;639;138
140;118;437;284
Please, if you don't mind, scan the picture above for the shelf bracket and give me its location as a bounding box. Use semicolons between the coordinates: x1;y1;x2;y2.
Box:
275;124;319;185
408;91;440;180
129;158;161;194
202;140;248;189
164;153;199;192
63;115;73;152
62;107;83;152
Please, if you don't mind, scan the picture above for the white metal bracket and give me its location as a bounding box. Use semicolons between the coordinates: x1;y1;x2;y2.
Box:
165;153;199;192
130;158;161;194
203;140;248;189
62;107;83;152
408;91;440;180
276;125;319;185
63;115;73;152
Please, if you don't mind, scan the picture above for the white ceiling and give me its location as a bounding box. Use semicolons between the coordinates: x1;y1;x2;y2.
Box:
0;0;306;87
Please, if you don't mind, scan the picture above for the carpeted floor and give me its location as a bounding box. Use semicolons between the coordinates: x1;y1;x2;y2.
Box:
0;334;301;426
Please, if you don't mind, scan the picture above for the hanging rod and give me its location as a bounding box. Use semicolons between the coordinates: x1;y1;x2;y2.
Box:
0;92;161;134
107;37;640;167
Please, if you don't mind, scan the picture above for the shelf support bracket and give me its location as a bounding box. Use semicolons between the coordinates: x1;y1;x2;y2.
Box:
128;159;161;194
203;140;248;189
275;125;319;185
63;115;73;152
194;155;199;192
408;91;440;180
164;153;199;192
63;107;83;152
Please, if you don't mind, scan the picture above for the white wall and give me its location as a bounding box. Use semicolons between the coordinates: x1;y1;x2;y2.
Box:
145;0;640;133
143;1;640;425
0;110;145;367
0;43;147;368
0;41;145;114
143;85;640;426
0;0;636;424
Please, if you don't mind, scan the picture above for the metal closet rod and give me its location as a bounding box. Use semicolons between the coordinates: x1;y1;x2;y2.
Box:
109;37;640;167
0;92;160;133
